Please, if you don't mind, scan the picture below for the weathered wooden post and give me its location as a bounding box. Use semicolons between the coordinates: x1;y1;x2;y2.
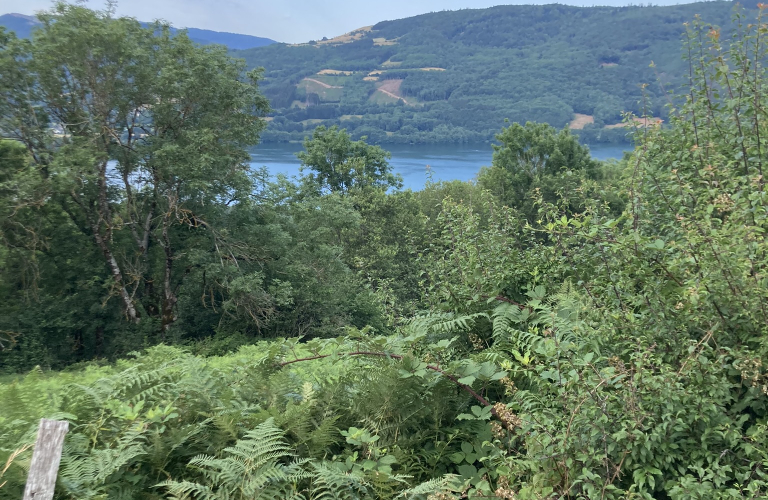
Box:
22;419;69;500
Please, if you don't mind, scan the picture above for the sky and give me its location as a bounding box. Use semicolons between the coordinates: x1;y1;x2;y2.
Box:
4;0;699;43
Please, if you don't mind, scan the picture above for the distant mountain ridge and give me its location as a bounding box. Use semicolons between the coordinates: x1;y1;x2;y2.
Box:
0;13;38;39
0;13;277;49
180;27;276;50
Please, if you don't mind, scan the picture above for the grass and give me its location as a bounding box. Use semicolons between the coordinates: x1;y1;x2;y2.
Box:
373;37;398;46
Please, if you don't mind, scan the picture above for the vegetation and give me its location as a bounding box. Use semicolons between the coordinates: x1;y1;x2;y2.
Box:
236;1;744;144
3;3;768;500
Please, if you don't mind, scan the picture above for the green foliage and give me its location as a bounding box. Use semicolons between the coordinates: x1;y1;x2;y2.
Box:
478;121;601;221
0;342;476;499
6;4;768;500
159;418;312;500
0;1;274;364
298;125;402;193
0;4;402;368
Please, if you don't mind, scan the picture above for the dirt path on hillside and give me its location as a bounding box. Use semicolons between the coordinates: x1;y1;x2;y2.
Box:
376;79;408;104
376;88;408;104
303;78;343;89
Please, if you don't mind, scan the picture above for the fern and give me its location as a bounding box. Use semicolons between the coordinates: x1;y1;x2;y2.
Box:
395;474;463;499
412;312;488;336
58;428;147;499
307;462;369;500
159;418;311;500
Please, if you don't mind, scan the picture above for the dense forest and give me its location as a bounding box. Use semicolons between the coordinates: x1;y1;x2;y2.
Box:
3;2;768;499
235;0;745;144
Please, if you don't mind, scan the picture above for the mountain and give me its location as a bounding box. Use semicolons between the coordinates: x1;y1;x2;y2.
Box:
0;13;276;49
0;13;38;39
234;1;742;144
181;28;275;50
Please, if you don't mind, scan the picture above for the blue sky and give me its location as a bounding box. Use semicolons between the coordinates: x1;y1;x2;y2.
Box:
4;0;700;43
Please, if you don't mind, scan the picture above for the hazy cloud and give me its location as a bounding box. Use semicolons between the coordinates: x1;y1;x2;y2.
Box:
2;0;695;43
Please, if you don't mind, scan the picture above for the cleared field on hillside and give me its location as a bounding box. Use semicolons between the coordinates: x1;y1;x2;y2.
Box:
317;26;372;45
298;79;344;101
569;113;594;129
381;59;402;67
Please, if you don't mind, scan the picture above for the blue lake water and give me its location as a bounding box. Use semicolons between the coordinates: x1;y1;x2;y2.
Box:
250;142;630;191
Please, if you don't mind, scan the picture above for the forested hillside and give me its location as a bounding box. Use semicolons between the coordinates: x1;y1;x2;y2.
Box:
3;3;768;499
239;1;741;144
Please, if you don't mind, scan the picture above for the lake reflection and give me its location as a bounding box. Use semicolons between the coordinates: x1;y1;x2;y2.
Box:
250;142;630;191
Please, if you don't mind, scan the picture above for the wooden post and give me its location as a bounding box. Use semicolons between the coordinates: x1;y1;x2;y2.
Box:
22;419;69;500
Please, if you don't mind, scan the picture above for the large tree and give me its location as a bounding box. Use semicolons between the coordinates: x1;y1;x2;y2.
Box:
297;126;402;195
478;121;602;219
0;4;269;332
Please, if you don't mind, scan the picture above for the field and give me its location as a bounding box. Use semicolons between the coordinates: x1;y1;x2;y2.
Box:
568;113;594;129
298;78;345;102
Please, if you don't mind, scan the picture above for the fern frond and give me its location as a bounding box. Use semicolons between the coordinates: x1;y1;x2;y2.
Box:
160;418;309;500
396;474;463;499
58;426;147;499
156;479;217;500
308;462;370;500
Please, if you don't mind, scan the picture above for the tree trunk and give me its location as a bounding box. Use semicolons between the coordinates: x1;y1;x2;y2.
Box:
95;325;104;357
160;214;177;335
91;220;140;323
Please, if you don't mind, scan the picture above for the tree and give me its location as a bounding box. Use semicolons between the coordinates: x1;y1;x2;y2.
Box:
0;4;269;332
297;126;402;194
478;121;600;219
492;121;596;180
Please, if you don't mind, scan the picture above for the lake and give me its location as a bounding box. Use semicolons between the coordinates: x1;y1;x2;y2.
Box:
250;142;630;191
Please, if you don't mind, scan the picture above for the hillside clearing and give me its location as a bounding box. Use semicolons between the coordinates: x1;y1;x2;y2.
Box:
568;113;594;129
381;58;402;67
302;78;343;89
378;79;404;95
298;79;344;102
369;90;403;105
373;79;411;104
317;26;372;45
373;37;398;46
